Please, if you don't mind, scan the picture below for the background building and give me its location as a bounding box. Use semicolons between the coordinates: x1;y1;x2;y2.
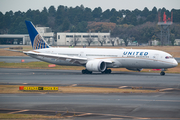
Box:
149;40;160;46
0;34;30;45
174;39;180;46
56;32;124;46
0;27;54;45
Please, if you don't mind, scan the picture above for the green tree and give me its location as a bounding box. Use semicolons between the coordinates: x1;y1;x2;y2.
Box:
3;11;13;29
102;9;110;19
41;7;48;25
62;18;70;31
56;5;65;26
132;9;141;16
83;7;93;21
152;7;157;15
122;12;137;25
110;16;117;23
32;10;41;24
110;8;117;16
141;7;149;17
172;9;180;23
0;12;3;30
76;21;87;32
48;6;56;17
92;7;102;18
147;14;156;22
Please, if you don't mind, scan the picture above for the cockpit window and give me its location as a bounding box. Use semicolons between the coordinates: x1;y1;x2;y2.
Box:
165;56;173;59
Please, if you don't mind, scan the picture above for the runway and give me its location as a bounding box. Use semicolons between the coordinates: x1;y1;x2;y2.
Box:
0;68;180;119
0;93;180;119
0;68;180;88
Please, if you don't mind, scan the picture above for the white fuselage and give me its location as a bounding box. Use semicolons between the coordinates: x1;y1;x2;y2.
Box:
28;48;178;69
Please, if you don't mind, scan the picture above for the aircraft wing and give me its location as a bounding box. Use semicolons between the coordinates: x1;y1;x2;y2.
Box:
24;51;115;65
24;51;88;65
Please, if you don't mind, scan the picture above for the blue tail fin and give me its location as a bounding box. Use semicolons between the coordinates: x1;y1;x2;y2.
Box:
25;21;50;50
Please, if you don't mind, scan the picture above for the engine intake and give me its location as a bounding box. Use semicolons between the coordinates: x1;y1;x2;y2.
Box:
86;59;106;72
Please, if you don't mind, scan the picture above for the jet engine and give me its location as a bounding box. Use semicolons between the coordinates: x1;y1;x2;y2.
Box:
126;68;143;72
86;59;106;72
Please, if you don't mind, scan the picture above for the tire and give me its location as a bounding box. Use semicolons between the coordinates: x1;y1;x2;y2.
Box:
82;69;92;74
160;71;165;76
107;69;111;74
102;69;112;74
82;69;86;74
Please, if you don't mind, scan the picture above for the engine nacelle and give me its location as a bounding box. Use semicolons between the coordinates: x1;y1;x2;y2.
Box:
126;68;143;72
86;59;106;72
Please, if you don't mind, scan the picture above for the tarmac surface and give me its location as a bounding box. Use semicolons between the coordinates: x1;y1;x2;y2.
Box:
0;56;40;63
0;68;180;119
1;68;180;88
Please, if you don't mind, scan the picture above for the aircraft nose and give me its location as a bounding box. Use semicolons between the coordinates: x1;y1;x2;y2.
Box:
173;59;178;67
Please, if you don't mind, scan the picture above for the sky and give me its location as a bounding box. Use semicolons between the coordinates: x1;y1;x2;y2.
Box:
0;0;180;14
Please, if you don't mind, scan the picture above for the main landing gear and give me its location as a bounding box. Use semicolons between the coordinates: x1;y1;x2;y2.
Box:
82;69;112;74
101;69;112;74
82;69;92;74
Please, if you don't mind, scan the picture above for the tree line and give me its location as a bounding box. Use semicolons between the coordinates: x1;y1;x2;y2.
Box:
0;5;180;45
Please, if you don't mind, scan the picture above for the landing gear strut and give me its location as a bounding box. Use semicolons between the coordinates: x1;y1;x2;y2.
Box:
82;69;92;74
102;69;112;74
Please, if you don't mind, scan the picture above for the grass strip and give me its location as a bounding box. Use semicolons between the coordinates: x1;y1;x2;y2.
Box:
0;85;158;94
0;113;62;119
0;61;84;70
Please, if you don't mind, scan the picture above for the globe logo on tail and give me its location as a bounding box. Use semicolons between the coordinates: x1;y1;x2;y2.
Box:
33;34;49;50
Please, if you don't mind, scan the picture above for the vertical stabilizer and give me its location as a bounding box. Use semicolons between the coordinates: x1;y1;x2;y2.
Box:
25;21;50;50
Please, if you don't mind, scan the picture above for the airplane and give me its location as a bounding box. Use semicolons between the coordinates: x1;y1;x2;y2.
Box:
24;21;178;75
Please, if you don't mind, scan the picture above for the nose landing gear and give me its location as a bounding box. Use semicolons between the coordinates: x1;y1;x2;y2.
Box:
160;71;165;75
160;69;166;75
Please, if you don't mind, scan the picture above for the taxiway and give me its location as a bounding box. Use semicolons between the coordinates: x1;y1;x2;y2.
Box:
0;68;180;119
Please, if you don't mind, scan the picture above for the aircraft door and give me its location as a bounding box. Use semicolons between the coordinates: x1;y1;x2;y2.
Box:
153;54;159;61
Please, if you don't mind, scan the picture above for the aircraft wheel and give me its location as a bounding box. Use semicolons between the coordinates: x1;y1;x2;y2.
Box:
89;71;92;74
82;69;92;74
86;70;92;74
82;69;86;74
102;71;106;74
160;71;165;76
107;69;111;74
102;69;112;74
